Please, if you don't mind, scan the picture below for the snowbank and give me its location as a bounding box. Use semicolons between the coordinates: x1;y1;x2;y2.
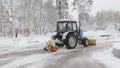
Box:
0;33;53;54
92;49;120;68
112;43;120;59
113;36;120;42
113;43;120;50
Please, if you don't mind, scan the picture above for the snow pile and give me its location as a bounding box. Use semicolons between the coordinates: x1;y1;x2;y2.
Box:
113;43;120;50
92;48;120;68
113;36;120;42
112;43;120;59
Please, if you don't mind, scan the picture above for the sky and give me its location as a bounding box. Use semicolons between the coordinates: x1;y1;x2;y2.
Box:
91;0;120;15
52;0;120;17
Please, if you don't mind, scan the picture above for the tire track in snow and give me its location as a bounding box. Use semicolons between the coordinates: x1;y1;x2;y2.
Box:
44;42;112;68
0;48;46;67
0;42;113;68
0;49;46;59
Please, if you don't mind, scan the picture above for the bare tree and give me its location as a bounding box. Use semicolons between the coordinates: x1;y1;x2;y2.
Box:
94;10;120;30
0;0;4;36
73;0;93;29
0;0;11;37
56;0;69;19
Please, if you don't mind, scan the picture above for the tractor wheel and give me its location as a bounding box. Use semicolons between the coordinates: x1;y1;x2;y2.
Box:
82;37;89;47
55;43;64;48
65;34;77;49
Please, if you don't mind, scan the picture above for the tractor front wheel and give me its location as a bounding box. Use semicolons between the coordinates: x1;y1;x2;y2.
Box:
65;34;77;49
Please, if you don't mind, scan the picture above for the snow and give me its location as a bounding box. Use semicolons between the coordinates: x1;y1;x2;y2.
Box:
57;19;77;22
1;0;120;67
105;23;118;35
82;29;120;68
113;36;120;42
0;33;52;54
91;48;120;68
1;53;52;68
84;23;120;42
83;30;114;42
113;43;120;50
0;29;120;68
59;43;120;68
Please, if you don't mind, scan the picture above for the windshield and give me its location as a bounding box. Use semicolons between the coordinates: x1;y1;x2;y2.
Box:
57;22;67;32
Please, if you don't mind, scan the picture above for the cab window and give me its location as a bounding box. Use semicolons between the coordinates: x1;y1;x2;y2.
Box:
72;23;77;31
67;23;72;31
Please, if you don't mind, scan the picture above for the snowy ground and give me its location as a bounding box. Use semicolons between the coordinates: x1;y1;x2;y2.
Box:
0;30;120;68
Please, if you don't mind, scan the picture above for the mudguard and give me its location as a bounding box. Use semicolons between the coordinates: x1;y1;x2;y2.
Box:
62;31;74;40
62;32;69;40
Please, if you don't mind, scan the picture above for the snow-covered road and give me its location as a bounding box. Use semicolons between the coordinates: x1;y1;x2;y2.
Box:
44;42;112;68
0;31;120;68
0;41;115;68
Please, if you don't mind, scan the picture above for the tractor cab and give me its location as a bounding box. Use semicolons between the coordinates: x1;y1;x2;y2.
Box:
56;20;83;40
57;20;78;33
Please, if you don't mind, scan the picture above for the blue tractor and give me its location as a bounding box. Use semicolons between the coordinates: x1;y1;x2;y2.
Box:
52;20;90;49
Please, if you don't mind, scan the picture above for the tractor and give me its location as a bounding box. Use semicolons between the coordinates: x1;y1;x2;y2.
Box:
52;19;96;49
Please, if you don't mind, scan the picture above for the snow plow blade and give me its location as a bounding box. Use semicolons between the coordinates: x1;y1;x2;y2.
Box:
88;39;96;45
77;39;96;46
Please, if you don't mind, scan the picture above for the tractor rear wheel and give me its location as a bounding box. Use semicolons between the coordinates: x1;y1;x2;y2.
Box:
82;37;89;47
65;34;77;49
